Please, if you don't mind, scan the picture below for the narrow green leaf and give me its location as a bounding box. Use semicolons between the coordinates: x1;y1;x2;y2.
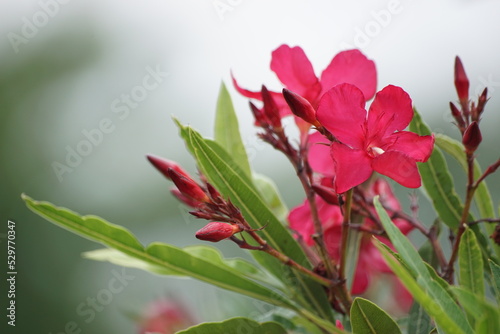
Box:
489;260;500;303
183;124;334;322
374;197;473;334
458;228;485;297
214;82;252;177
176;317;287;334
350;298;401;334
408;301;432;334
450;287;500;330
376;243;467;334
23;195;297;311
253;173;289;222
409;110;466;229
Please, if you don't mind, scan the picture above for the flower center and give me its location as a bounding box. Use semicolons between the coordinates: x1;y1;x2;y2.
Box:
368;146;385;157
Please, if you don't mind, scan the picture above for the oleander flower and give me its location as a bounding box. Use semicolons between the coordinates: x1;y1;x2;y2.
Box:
137;299;194;334
233;44;377;130
315;83;435;193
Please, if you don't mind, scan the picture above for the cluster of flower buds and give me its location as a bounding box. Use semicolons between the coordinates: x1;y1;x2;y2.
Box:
450;56;488;154
147;154;248;243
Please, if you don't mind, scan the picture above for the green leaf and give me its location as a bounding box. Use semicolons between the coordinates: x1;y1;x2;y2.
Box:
176;317;287;334
84;245;283;289
409;110;466;229
435;133;500;261
350;297;401;334
374;196;473;334
22;195;297;311
408;301;432;334
376;243;467;334
450;287;500;330
489;260;500;304
214;82;252;177
252;173;289;222
458;228;485;297
179;123;334;322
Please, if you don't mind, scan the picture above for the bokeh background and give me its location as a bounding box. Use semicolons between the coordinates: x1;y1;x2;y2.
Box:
1;0;500;333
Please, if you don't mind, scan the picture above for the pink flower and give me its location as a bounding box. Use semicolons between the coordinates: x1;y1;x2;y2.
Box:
316;83;435;193
233;45;377;120
288;178;413;309
138;299;194;334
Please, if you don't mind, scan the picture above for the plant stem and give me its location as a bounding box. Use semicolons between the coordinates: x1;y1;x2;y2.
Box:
339;189;353;280
443;153;476;282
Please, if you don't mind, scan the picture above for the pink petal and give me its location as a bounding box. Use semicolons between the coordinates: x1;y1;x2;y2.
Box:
270;45;322;103
308;132;334;175
367;85;413;138
288;198;316;246
372;151;421;188
320;49;377;100
331;142;373;193
231;72;262;100
317;84;367;149
386;132;435;162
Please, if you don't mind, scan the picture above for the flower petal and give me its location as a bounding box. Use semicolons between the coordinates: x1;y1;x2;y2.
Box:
386;131;435;162
372;151;421;188
367;85;413;138
288;198;316;246
231;72;262;100
308;132;333;175
320;49;377;100
331;142;373;193
270;45;322;103
317;83;367;148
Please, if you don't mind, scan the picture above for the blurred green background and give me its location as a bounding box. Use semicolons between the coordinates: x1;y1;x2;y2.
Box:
1;0;499;333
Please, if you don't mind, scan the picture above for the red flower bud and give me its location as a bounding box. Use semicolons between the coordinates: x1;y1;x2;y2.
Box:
282;88;320;127
261;85;282;129
449;102;465;132
195;222;242;242
147;155;190;180
454;56;470;103
462;121;482;154
473;87;488;121
312;184;339;205
170;189;203;208
249;101;268;128
167;168;210;203
492;224;500;246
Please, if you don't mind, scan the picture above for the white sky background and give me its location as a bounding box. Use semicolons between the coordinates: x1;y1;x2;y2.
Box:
2;0;500;332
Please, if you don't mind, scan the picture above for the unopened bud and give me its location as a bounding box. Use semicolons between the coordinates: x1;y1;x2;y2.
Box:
474;87;488;121
261;85;282;129
147;155;190;180
170;189;203;208
195;222;242;242
312;184;338;205
206;183;223;203
336;320;345;330
491;224;500;246
454;56;470;104
449;102;465;132
282;88;320;127
167;168;210;203
462;121;482;154
249;102;268;128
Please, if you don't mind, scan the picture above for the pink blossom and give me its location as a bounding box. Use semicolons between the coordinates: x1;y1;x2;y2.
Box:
315;83;435;193
137;299;194;334
233;45;377;121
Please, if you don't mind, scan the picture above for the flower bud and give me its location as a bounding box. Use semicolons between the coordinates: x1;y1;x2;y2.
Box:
449;102;465;132
491;224;500;246
167;168;210;203
147;155;190;180
282;88;320;127
170;189;203;208
195;222;242;242
261;85;282;129
312;184;338;205
473;87;488;121
462;121;482;154
454;56;470;104
249;101;268;128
